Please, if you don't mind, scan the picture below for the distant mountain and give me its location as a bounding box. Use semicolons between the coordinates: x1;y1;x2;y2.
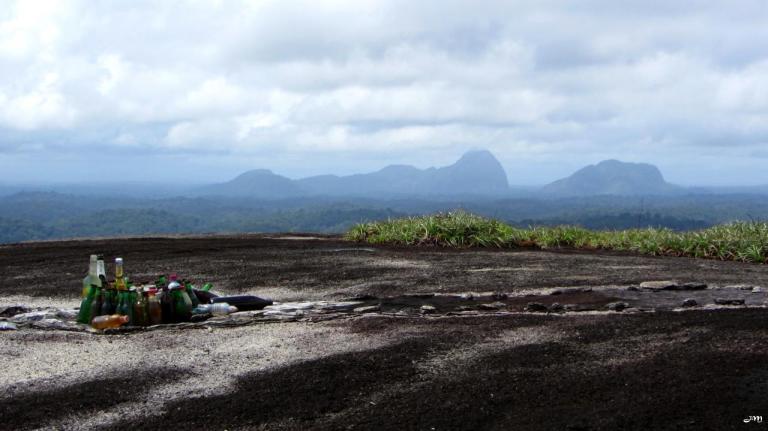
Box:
200;150;510;199
198;169;304;198
298;150;509;197
541;160;680;197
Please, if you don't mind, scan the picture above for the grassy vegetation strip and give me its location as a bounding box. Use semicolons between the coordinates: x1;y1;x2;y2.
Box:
346;211;768;263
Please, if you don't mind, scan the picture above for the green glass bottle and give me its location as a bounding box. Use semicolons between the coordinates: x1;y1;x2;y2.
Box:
81;255;99;298
89;285;103;321
77;256;101;324
170;285;192;322
184;280;200;307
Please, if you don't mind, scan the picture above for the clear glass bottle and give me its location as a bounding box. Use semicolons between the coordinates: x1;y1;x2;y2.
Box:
81;255;99;298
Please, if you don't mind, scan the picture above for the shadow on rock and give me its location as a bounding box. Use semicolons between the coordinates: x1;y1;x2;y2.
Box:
0;367;185;431
106;337;462;430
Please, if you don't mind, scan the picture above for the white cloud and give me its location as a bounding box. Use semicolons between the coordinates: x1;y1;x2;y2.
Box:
0;0;767;183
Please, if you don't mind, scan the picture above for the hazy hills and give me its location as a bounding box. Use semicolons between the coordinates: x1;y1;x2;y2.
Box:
199;150;510;198
199;151;685;199
541;160;681;197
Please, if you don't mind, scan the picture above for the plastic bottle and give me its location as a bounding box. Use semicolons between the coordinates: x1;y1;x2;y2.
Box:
146;288;162;325
192;303;238;316
91;314;129;330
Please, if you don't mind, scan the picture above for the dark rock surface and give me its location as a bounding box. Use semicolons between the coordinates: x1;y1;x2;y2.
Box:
2;235;768;430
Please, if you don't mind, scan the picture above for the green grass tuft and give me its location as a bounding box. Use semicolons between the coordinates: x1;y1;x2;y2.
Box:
346;211;768;264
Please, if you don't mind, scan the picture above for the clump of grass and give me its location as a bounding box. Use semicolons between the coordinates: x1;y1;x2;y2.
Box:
346;211;768;264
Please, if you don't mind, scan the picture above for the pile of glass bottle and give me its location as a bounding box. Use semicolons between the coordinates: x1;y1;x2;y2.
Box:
77;254;225;329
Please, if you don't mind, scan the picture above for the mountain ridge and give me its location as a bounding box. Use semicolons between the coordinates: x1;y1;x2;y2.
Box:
200;150;510;198
541;159;681;197
198;153;689;199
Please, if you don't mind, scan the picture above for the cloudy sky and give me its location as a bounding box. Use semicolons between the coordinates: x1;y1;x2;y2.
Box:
1;0;767;185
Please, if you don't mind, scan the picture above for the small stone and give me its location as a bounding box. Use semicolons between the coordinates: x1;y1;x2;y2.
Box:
479;302;506;311
318;301;363;312
678;282;707;290
551;287;593;295
406;293;435;299
752;287;764;293
549;303;565;313
0;322;18;331
525;302;548;312
640;281;678;291
606;302;629;312
714;298;745;306
10;310;57;323
682;298;698;307
460;293;475;301
420;305;437;314
30;318;84;331
0;305;30;318
56;308;79;320
353;305;381;313
347;294;378;301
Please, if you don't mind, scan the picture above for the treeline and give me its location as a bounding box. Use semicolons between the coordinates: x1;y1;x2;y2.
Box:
0;191;765;243
0;205;406;243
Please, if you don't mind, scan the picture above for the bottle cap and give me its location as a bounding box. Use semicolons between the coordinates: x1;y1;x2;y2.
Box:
115;257;123;264
170;274;178;281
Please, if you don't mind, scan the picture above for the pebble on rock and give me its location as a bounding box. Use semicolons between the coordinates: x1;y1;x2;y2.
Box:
525;302;548;312
714;298;746;306
681;298;698;307
640;280;678;291
606;302;629;312
353;305;381;313
0;305;30;318
478;302;506;311
420;305;437;314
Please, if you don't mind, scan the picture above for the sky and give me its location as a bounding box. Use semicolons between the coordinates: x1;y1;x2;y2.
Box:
1;0;768;186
